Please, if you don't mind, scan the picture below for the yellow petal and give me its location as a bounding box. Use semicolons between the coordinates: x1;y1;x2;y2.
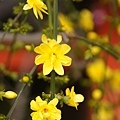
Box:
48;98;58;106
74;94;84;102
38;10;43;19
49;40;58;48
23;4;32;10
33;7;38;19
31;111;43;120
48;110;61;120
40;8;48;15
34;44;51;54
59;55;72;66
65;88;70;96
30;100;40;111
43;59;53;75
57;35;62;43
36;96;43;102
27;0;34;6
41;34;48;44
34;55;48;65
54;59;64;75
55;44;71;55
71;86;74;93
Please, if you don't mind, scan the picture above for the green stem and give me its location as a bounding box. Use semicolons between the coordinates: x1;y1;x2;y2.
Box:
53;0;58;39
50;71;56;99
6;65;37;119
6;33;18;69
6;84;26;120
50;0;58;99
69;35;120;61
0;11;23;43
46;0;53;37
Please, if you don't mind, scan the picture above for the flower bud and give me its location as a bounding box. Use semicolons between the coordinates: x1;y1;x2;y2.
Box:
92;89;102;100
25;44;34;52
22;76;29;83
3;91;17;99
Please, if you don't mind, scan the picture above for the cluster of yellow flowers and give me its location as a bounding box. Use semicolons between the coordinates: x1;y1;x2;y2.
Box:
30;86;84;120
22;0;84;120
86;59;106;83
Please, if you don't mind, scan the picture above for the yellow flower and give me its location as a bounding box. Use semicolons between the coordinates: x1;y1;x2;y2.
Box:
96;102;114;120
87;31;98;41
65;86;84;109
23;0;48;19
109;70;120;91
92;89;102;100
117;24;120;35
34;34;72;75
78;9;94;31
118;0;120;7
22;76;30;83
58;13;74;33
86;59;106;83
3;91;17;99
30;96;61;120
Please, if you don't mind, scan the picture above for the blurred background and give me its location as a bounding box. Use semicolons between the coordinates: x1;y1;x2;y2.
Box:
0;0;120;120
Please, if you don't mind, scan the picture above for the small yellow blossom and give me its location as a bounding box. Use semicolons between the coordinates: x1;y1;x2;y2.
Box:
25;44;34;52
105;67;113;80
92;89;102;100
34;34;72;75
3;91;17;99
78;9;94;31
118;0;120;7
117;24;120;35
22;76;30;83
95;102;114;120
87;31;98;41
85;46;101;58
90;46;101;55
100;35;109;44
86;59;106;83
109;70;120;91
58;13;74;33
30;96;61;120
23;0;48;19
65;86;84;109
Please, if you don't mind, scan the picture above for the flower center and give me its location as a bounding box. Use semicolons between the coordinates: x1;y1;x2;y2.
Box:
44;108;48;113
50;52;57;63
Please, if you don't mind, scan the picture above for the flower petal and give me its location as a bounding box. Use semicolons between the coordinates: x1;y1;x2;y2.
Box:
33;6;39;19
23;4;32;10
55;44;71;55
43;59;53;75
57;35;62;43
54;59;64;75
41;34;48;44
40;8;48;15
36;96;43;103
49;109;61;120
74;94;84;103
27;0;34;7
48;98;58;106
30;100;40;111
38;10;43;19
65;88;70;96
34;44;51;54
31;111;43;120
58;55;72;66
34;55;48;65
